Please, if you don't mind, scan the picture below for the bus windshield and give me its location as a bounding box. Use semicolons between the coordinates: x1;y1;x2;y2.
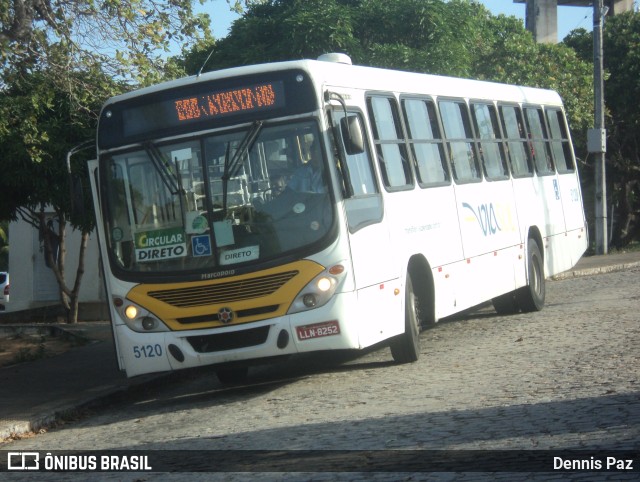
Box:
102;120;334;274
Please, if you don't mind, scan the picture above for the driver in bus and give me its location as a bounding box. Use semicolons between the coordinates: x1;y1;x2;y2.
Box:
286;138;326;193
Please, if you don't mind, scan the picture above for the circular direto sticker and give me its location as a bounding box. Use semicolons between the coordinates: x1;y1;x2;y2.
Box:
293;203;306;214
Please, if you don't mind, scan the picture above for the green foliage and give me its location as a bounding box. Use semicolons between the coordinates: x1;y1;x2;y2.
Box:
600;12;640;246
0;64;119;231
564;12;640;246
472;13;592;148
601;13;640;156
0;1;220;228
192;0;490;76
185;0;592;143
1;0;213;87
352;0;478;76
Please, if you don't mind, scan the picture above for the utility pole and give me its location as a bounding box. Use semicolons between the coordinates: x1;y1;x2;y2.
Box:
589;0;608;254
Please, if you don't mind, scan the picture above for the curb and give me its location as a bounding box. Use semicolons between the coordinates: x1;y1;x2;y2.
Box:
0;367;174;442
552;260;640;280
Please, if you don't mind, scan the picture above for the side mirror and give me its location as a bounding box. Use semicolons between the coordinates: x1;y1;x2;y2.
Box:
340;115;365;155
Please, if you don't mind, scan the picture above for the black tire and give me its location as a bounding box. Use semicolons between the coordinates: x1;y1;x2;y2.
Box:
516;238;545;312
390;275;421;364
216;365;249;385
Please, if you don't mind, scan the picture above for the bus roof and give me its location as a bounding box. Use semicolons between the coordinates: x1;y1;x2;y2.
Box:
105;55;563;109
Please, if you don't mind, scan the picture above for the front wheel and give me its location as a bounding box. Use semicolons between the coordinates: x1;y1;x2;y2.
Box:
516;238;545;312
390;275;421;364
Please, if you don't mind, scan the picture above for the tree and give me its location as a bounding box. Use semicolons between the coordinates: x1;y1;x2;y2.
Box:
185;0;487;76
0;1;229;321
178;0;596;244
564;12;640;247
183;0;592;141
1;0;213;87
0;65;113;322
472;12;593;149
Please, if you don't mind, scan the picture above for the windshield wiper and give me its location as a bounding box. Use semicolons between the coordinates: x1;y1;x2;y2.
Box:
143;141;180;195
221;120;263;214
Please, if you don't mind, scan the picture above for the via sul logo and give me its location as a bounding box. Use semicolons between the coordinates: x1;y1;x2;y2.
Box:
463;202;501;236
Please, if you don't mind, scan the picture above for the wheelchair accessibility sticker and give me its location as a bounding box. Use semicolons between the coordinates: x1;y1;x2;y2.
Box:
191;234;212;257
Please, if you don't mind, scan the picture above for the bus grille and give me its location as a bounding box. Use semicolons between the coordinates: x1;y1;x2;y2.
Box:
147;270;299;308
187;326;270;352
177;305;279;325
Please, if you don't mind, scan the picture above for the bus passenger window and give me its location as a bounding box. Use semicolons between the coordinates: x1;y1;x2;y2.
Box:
499;105;533;177
471;102;508;180
546;108;575;172
439;99;481;183
402;98;449;186
524;106;555;175
367;96;413;189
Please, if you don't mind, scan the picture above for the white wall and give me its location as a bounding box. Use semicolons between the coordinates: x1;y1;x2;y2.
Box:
7;214;104;313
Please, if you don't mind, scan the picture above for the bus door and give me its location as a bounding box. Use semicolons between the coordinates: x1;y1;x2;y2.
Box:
87;159;126;371
545;108;588;265
523;106;572;272
330;109;401;347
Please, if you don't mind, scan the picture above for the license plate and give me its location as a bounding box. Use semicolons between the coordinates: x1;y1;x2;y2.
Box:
296;321;340;341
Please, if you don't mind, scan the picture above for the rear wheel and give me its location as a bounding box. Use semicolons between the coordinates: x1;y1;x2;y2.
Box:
390;275;421;363
516;238;545;312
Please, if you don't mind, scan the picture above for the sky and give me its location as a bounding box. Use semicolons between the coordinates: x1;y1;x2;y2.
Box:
207;0;595;40
480;0;593;39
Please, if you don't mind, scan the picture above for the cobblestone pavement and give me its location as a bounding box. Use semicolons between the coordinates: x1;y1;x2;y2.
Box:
3;269;640;481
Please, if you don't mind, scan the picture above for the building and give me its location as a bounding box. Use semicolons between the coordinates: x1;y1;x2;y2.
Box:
6;212;106;320
514;0;635;43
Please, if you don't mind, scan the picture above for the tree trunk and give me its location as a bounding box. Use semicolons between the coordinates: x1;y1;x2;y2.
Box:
37;207;89;324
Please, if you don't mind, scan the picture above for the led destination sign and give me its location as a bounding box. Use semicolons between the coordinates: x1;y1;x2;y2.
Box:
98;70;317;149
120;81;285;139
174;82;282;122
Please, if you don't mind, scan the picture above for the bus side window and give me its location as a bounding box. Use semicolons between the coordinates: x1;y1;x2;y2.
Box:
402;97;450;186
524;106;555;175
546;108;575;172
471;102;509;180
499;104;533;177
367;96;413;190
438;99;481;183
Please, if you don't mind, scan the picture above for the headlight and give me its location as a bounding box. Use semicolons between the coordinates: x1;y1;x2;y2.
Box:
288;263;347;314
112;297;169;333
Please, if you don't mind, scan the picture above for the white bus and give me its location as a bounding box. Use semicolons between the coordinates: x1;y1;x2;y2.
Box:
89;53;587;380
